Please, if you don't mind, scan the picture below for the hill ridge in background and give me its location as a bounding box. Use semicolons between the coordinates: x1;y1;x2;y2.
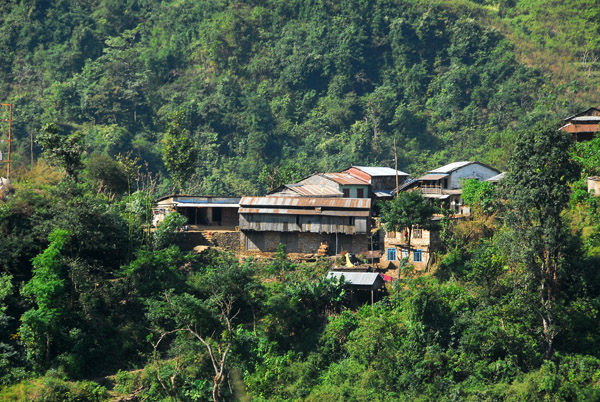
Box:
0;0;598;195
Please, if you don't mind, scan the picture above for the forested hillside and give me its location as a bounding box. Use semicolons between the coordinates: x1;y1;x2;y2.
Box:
2;1;600;401
1;0;598;194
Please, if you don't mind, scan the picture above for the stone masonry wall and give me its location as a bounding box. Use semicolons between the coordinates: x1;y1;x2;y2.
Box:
212;231;241;251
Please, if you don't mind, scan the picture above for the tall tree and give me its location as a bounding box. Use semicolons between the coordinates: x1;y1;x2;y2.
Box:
37;123;84;182
502;120;580;359
379;191;438;260
162;111;198;193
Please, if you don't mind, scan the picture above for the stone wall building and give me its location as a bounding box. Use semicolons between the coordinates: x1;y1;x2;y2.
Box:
239;196;371;254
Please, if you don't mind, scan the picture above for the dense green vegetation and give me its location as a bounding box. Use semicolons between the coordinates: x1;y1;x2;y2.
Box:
2;0;600;401
2;0;598;195
1;122;599;401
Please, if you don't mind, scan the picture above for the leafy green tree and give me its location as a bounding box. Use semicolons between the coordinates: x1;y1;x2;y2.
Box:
37;123;85;182
153;211;186;250
462;178;498;216
501;120;580;359
162;111;198;193
20;229;70;369
147;262;262;402
379;191;438;258
84;154;129;195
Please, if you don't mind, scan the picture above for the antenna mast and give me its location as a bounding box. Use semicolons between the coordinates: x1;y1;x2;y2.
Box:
0;104;12;179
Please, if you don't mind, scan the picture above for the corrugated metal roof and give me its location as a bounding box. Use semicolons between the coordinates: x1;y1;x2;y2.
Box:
429;161;473;173
563;107;600;121
571;116;600;122
239;207;370;217
373;190;393;197
240;196;371;209
589;176;600;182
156;195;240;202
418;173;449;181
352;166;409;177
174;203;239;208
486;172;507;182
287;184;343;197
327;271;384;286
322;172;369;185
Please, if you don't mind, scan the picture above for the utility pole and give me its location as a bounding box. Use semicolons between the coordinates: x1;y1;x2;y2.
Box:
0;104;12;179
394;138;398;198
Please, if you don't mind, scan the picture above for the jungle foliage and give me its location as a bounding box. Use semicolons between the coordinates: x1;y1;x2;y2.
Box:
0;119;599;401
1;0;598;195
1;0;600;401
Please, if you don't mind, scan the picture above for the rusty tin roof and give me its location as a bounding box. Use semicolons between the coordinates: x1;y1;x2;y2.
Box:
240;196;371;209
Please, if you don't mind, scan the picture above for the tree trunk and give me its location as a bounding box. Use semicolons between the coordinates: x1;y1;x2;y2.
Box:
212;374;222;402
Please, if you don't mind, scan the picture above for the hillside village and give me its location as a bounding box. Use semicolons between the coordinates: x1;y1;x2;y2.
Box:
155;161;501;275
2;0;600;399
151;106;600;281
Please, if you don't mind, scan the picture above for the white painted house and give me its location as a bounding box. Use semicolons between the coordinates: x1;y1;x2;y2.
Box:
398;161;500;214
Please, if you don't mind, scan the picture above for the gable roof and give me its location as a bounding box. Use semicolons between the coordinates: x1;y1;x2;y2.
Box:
429;161;474;173
428;161;500;175
321;172;369;185
327;271;384;287
563;107;600;121
350;166;409;177
267;183;344;197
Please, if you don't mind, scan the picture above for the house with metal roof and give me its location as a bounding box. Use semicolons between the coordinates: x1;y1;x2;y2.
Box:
269;172;370;199
398;161;500;214
343;165;409;199
239;196;371;254
560;107;600;142
155;195;240;228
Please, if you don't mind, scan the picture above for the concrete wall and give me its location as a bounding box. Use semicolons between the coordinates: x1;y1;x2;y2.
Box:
449;164;499;189
588;178;600;196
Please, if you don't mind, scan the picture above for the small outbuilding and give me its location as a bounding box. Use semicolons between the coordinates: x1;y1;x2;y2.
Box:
327;271;386;305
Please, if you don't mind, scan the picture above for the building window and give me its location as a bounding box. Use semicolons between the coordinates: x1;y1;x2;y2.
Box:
401;248;409;259
387;248;397;261
414;249;423;262
413;226;422;239
357;188;364;198
343;188;350;197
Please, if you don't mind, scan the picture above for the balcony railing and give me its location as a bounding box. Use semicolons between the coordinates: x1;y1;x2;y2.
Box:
420;186;442;194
